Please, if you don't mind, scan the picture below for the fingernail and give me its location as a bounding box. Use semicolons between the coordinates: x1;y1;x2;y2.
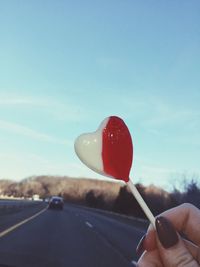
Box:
156;216;179;249
136;235;146;256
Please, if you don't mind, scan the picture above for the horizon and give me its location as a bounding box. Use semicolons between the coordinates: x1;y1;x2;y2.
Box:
0;1;200;192
0;173;197;193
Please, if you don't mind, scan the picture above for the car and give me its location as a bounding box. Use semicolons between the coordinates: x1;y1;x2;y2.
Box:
48;196;64;210
44;197;50;203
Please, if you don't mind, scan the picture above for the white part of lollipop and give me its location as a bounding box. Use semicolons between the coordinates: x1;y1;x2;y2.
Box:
127;180;155;228
74;117;109;176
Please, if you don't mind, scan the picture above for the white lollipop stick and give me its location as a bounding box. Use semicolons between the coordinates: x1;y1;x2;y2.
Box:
127;179;155;228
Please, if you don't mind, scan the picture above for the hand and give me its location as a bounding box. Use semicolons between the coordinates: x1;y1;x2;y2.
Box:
137;203;200;267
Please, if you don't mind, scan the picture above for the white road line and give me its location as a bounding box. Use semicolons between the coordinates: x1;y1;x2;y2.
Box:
85;221;93;228
0;207;47;238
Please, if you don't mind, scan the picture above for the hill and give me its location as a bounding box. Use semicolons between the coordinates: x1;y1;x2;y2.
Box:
0;176;199;219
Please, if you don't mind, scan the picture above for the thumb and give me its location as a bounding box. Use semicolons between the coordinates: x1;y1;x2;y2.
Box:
156;216;199;267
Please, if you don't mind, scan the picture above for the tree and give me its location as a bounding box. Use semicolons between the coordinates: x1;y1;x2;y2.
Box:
182;179;200;208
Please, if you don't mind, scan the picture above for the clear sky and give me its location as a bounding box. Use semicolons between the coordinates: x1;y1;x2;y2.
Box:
0;1;200;190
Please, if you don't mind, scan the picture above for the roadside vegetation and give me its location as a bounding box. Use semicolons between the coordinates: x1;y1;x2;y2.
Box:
0;175;199;219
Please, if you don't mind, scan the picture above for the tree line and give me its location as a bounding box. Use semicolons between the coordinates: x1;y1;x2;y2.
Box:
0;175;199;219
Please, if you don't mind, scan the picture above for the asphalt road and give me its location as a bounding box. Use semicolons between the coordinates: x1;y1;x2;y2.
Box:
0;203;147;267
0;200;33;206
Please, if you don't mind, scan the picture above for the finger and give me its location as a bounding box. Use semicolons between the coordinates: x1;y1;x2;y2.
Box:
137;240;200;267
137;250;163;267
156;216;199;267
144;225;156;251
158;237;199;267
158;203;200;246
144;228;200;261
184;239;200;264
145;204;200;249
136;233;200;265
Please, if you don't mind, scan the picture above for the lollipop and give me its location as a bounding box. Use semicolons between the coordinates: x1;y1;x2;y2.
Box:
74;116;155;226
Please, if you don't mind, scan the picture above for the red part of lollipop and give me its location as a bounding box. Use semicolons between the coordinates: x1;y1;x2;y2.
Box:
102;116;133;182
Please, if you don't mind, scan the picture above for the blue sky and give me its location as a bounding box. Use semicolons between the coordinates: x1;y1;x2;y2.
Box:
0;1;200;190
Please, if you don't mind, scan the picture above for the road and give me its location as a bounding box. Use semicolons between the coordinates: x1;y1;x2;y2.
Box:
0;203;147;267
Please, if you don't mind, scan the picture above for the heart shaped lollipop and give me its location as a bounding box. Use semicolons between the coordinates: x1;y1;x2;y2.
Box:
74;116;133;182
75;116;155;226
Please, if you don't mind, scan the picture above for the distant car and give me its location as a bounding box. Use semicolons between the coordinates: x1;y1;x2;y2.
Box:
44;197;50;203
48;196;64;210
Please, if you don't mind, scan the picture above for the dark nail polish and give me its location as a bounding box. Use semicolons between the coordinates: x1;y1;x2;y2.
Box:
156;216;179;249
136;235;146;256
